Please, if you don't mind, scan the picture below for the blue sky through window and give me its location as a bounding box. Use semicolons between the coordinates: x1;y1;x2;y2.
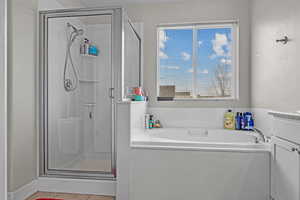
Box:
159;26;233;97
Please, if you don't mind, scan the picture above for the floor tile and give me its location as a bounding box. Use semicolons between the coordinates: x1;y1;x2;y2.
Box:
87;194;114;200
26;192;57;200
54;192;90;200
25;192;114;200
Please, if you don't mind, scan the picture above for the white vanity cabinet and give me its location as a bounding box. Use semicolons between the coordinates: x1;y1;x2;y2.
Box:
271;137;300;200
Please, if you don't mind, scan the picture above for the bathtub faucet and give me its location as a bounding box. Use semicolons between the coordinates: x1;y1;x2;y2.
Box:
253;128;266;143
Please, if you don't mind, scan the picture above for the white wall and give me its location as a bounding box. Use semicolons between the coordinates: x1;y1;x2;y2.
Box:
6;0;74;193
124;0;251;108
0;0;7;199
8;0;38;192
251;0;300;112
38;0;64;10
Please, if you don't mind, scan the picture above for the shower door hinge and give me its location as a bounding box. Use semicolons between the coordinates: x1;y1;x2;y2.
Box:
109;88;115;99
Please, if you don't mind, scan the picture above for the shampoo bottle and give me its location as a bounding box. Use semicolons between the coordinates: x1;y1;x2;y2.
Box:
224;109;235;130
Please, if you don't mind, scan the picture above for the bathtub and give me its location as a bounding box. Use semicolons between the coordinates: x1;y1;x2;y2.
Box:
129;128;270;200
131;128;269;151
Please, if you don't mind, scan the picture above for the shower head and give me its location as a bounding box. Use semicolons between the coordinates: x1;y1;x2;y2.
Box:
67;22;84;42
67;22;84;35
67;22;77;31
71;30;84;42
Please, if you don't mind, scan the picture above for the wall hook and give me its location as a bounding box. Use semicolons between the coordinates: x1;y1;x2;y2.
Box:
276;36;289;44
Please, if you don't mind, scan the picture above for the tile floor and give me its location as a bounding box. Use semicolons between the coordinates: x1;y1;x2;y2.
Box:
26;192;114;200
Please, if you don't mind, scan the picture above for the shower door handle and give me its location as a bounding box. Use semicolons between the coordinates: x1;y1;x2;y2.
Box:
109;88;114;99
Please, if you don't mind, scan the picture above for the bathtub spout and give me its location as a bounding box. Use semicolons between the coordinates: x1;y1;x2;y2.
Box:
253;128;266;143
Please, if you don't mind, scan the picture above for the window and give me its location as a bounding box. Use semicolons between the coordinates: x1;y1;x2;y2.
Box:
157;22;238;100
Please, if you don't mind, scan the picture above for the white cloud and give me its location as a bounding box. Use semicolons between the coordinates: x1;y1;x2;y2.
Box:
199;69;209;74
159;51;168;59
211;33;229;58
181;52;191;61
159;30;169;50
209;54;217;60
227;43;232;57
187;68;194;73
220;58;232;65
162;65;180;70
187;68;209;74
198;41;203;47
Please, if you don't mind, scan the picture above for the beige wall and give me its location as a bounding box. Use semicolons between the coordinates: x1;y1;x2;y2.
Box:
251;0;300;112
8;0;37;191
0;0;7;198
124;0;251;108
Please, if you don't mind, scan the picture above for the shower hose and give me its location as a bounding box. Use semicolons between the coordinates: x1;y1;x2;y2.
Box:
63;31;80;92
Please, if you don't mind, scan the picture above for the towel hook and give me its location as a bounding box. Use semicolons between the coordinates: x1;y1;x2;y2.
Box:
276;36;289;44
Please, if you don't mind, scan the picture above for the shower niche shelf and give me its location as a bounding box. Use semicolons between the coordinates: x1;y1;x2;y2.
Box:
80;54;98;58
83;103;96;107
79;79;99;83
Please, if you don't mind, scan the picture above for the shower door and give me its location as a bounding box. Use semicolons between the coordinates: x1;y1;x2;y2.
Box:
39;8;121;179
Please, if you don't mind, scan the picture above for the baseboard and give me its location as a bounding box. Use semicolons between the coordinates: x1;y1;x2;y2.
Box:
8;179;38;200
8;177;116;200
37;177;116;196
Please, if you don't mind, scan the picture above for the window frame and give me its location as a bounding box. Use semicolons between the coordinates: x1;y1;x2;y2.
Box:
156;21;239;101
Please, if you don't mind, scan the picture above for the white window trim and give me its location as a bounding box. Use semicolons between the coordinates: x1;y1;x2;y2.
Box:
156;20;239;101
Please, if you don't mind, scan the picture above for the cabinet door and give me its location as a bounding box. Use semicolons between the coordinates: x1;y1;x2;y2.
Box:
272;137;300;200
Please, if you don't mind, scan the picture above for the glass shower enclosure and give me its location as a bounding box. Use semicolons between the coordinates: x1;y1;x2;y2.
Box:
39;7;141;179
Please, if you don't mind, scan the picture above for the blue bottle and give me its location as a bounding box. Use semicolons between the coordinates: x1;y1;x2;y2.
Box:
248;113;254;130
235;112;241;130
241;113;246;130
244;112;254;131
249;117;254;130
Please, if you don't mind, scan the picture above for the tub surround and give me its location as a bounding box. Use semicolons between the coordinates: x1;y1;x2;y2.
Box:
129;106;271;152
148;107;251;129
251;108;274;137
116;102;270;200
268;110;300;121
116;101;147;200
130;148;269;200
269;111;300;144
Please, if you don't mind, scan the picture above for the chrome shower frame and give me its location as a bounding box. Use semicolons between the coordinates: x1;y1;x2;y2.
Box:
38;7;126;180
